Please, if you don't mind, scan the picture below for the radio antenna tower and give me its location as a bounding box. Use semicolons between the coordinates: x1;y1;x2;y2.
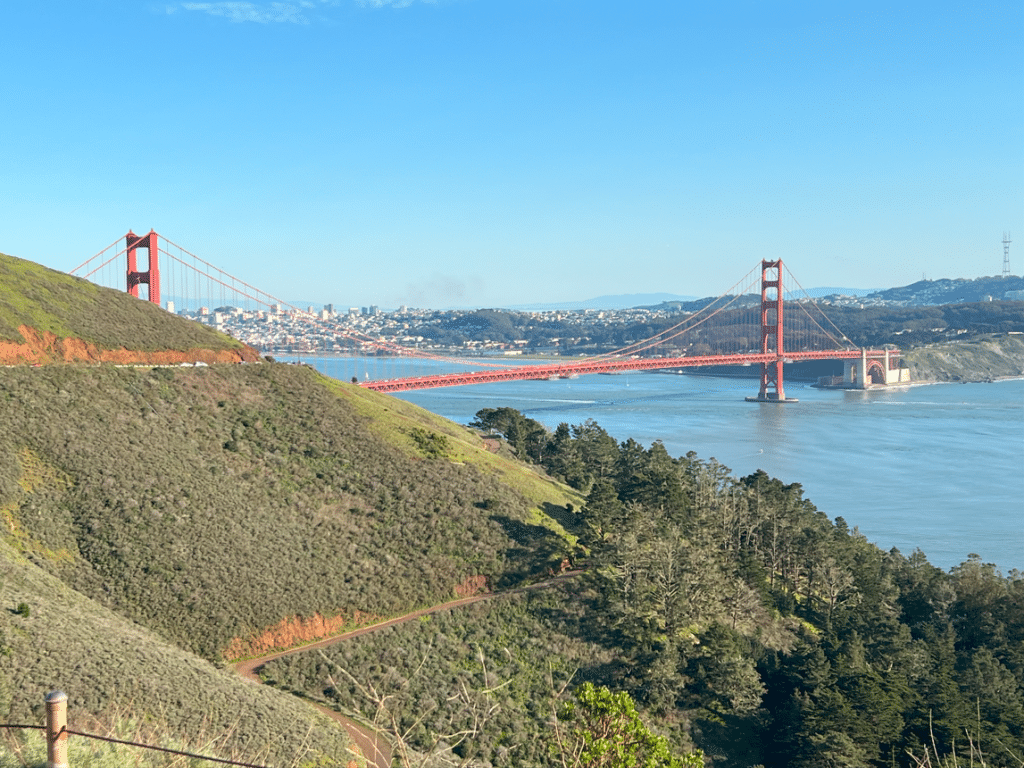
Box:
1003;232;1012;277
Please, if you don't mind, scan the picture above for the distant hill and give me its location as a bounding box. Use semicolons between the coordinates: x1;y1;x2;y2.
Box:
609;276;1024;313
507;277;1024;313
864;274;1024;305
508;292;699;311
790;286;879;299
502;287;886;312
0;250;259;364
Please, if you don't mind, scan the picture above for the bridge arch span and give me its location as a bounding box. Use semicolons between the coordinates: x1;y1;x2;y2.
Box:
867;359;887;384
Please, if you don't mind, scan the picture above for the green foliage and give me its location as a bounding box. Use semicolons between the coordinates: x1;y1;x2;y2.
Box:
263;587;618;766
407;426;451;459
0;364;575;661
558;683;704;768
464;408;1024;768
472;407;550;464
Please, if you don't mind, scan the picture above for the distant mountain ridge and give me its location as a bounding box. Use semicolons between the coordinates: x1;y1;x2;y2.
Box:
549;276;1024;312
507;293;699;311
258;277;1021;315
863;275;1024;305
506;288;879;311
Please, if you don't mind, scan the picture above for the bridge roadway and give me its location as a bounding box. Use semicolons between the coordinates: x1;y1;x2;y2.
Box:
359;349;894;393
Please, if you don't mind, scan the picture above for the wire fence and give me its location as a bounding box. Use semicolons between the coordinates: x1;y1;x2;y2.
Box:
1;691;276;768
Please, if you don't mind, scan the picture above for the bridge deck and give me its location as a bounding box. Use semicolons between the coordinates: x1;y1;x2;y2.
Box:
359;349;896;393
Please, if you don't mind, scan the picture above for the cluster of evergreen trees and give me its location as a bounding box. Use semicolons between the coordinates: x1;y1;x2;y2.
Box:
470;408;1024;767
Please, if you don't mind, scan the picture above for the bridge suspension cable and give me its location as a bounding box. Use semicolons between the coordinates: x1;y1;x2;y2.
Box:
781;263;855;349
70;232;880;392
587;263;764;361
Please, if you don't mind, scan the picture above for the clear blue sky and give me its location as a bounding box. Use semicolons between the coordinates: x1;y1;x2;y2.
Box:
2;0;1021;308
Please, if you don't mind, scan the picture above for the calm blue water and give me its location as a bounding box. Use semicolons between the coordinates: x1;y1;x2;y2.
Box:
289;355;1024;573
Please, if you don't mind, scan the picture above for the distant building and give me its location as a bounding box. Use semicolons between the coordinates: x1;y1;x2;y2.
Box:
166;300;175;314
324;303;334;315
1004;290;1024;300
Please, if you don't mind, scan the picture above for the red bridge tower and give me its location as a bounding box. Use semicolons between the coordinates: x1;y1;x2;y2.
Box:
748;259;797;402
126;230;160;306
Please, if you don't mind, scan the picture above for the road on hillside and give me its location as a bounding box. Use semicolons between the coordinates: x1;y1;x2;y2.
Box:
233;573;580;768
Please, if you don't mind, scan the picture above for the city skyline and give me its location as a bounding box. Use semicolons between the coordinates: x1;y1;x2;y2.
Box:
2;0;1022;308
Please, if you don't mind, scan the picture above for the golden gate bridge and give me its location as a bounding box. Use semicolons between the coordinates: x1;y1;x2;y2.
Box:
70;230;904;401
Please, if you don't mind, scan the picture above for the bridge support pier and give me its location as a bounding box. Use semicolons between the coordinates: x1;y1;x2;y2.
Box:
842;348;910;388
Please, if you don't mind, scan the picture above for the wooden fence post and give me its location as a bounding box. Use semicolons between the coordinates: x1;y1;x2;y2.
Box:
45;690;68;768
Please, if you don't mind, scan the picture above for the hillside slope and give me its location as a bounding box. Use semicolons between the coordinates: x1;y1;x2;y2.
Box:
0;363;578;661
0;250;258;363
0;539;354;766
0;248;578;765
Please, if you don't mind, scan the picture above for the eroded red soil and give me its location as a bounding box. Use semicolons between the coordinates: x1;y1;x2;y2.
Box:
0;325;260;365
225;609;383;660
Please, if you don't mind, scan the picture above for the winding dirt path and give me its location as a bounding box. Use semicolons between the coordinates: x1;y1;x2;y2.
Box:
233;574;579;768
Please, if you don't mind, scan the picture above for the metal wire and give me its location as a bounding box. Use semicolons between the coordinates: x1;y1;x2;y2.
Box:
0;724;274;768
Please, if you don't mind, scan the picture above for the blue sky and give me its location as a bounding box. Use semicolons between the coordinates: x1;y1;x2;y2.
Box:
2;0;1021;308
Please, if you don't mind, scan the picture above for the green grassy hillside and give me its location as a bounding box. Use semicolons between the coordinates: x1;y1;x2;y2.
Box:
0;538;354;767
0;250;579;766
0;250;249;354
0;363;577;661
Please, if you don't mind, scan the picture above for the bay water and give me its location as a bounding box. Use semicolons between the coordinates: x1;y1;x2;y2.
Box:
291;355;1023;573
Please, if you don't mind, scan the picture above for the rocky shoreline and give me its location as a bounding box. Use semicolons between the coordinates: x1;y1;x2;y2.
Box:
902;334;1024;384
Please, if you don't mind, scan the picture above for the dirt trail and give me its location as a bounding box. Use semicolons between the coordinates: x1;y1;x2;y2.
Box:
233;574;579;768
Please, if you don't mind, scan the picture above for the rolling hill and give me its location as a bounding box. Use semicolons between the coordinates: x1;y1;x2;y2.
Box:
0;249;581;766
